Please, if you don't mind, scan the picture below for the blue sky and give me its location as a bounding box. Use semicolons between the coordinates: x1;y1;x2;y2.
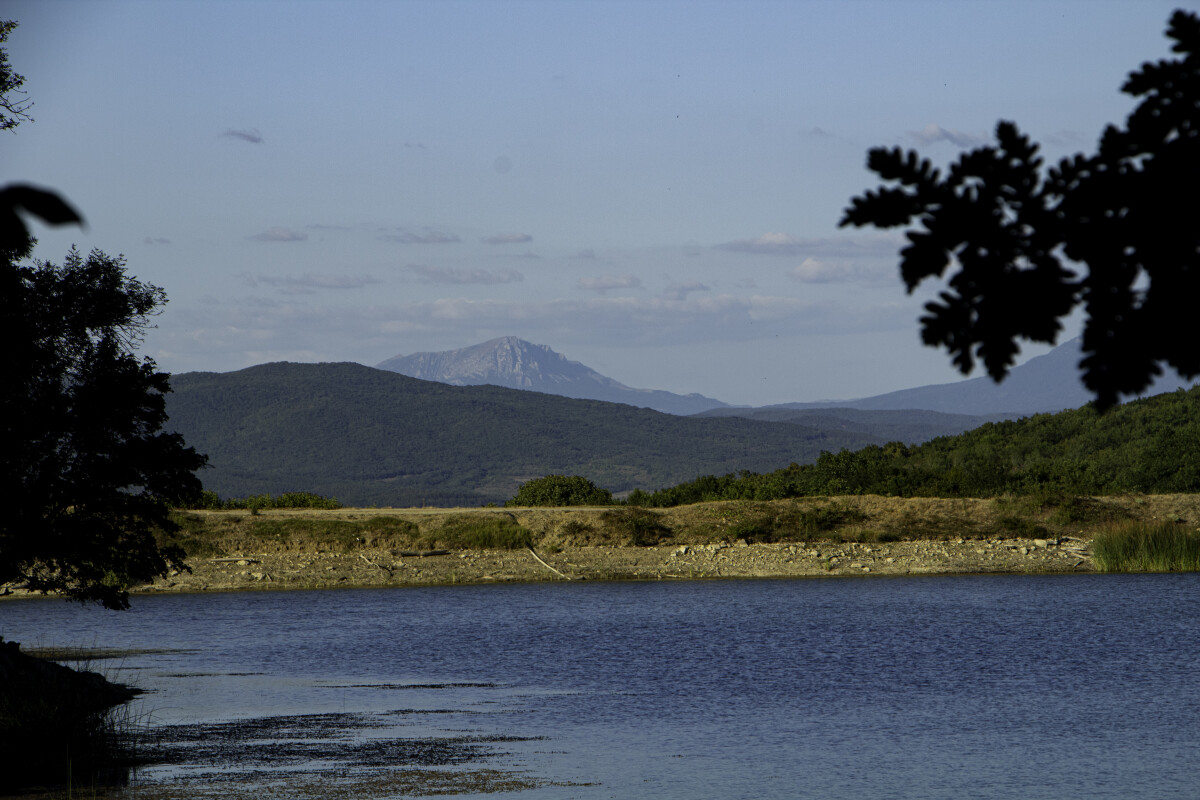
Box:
7;0;1194;405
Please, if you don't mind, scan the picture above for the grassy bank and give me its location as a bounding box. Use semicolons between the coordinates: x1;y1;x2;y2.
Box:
156;493;1200;563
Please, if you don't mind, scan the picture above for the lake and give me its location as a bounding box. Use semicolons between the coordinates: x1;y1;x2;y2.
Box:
3;573;1199;799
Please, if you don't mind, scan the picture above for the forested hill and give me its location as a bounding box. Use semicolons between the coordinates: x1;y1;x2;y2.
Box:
163;362;879;507
637;386;1200;505
691;407;1014;444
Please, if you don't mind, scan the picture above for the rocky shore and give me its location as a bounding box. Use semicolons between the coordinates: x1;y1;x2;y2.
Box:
136;534;1095;595
132;491;1200;594
6;493;1196;600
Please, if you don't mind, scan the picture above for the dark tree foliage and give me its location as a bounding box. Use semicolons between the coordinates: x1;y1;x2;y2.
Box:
631;386;1200;505
0;21;81;252
0;19;33;132
2;242;208;609
842;10;1200;410
0;18;205;609
506;474;615;507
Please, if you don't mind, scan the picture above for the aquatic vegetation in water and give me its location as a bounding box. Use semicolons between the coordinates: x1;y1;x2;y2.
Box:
124;709;576;799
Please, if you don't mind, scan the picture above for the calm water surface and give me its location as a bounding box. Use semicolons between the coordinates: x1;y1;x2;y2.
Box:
3;574;1199;799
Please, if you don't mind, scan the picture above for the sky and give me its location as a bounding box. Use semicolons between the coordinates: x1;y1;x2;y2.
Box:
6;0;1196;406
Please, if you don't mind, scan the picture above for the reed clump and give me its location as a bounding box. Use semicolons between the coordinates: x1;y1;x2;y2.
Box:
1092;521;1200;573
0;640;140;794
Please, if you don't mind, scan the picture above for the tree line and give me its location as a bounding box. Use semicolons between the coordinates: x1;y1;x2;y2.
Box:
507;386;1200;507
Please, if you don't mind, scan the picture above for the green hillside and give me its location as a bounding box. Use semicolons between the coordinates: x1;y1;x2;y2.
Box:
164;362;879;506
638;387;1200;505
692;406;1014;444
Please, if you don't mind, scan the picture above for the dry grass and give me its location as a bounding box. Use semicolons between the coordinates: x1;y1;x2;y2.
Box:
160;494;1200;558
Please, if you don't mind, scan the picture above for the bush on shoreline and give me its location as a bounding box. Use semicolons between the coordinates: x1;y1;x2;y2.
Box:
184;490;343;512
506;475;614;507
429;514;533;550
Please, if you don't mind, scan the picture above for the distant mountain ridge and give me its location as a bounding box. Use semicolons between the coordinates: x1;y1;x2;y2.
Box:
164;362;873;507
742;338;1194;418
812;340;1093;416
375;337;729;415
377;336;1193;420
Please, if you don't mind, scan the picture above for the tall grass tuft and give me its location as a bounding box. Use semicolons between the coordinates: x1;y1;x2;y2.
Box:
430;514;533;550
0;641;141;794
1092;521;1200;573
599;508;672;546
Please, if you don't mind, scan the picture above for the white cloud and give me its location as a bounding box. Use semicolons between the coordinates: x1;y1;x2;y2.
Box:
716;232;808;256
661;281;709;301
791;254;900;286
249;227;307;242
1043;129;1089;149
401;264;524;285
791;257;855;283
578;274;642;292
482;233;533;244
908;124;987;148
715;232;907;267
366;293;909;344
247;273;383;294
220;128;264;144
150;290;924;379
383;229;462;244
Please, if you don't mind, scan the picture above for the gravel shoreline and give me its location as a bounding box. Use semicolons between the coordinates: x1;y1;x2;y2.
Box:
136;535;1095;595
17;490;1196;600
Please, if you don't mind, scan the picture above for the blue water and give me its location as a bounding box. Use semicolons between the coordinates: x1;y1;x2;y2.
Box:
3;574;1199;799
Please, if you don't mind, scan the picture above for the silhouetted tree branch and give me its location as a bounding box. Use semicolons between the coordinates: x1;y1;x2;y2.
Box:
0;20;33;131
842;9;1200;410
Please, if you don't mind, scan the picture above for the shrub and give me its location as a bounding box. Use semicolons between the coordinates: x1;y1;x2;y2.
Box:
247;517;419;551
1046;495;1129;527
994;514;1050;538
726;517;775;543
624;488;652;507
429;514;533;550
725;502;869;543
181;491;343;510
600;508;671;546
159;511;222;557
505;475;614;507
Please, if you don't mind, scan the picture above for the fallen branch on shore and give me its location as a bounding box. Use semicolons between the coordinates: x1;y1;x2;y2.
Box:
526;547;574;580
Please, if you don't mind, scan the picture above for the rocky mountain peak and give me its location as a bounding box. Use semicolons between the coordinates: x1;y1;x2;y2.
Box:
374;337;729;415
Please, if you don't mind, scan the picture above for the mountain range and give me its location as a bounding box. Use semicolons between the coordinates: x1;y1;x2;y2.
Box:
377;337;729;415
380;336;1194;418
162;338;1196;506
164;362;876;507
